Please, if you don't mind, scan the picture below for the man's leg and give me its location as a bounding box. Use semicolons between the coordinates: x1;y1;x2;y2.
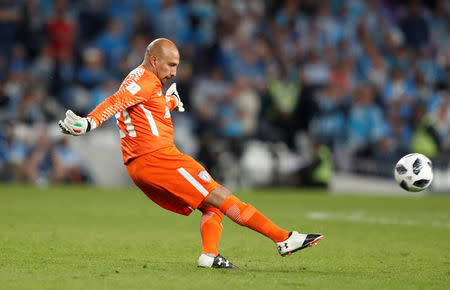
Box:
197;205;239;268
206;186;289;243
199;206;223;256
206;186;322;256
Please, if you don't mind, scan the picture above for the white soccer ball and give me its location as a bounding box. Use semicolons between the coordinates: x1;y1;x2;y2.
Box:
394;153;433;192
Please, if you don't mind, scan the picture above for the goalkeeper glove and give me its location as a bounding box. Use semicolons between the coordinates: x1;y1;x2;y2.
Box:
166;83;185;112
58;110;97;136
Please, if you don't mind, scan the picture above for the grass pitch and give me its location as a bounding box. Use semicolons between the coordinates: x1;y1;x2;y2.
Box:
0;185;449;289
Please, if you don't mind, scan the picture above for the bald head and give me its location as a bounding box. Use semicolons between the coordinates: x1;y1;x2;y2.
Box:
143;38;180;84
146;38;178;58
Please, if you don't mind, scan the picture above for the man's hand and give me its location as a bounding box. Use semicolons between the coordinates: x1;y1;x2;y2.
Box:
58;110;96;136
166;83;185;112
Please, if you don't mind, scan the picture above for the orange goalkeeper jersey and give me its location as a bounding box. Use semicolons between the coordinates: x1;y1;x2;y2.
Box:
88;65;178;164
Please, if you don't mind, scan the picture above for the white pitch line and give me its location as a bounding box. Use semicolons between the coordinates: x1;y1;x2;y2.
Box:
306;211;450;229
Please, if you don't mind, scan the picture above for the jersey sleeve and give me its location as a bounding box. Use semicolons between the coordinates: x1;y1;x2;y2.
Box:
88;72;159;126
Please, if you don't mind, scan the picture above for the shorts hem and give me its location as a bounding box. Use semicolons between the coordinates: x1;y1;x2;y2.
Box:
195;183;222;211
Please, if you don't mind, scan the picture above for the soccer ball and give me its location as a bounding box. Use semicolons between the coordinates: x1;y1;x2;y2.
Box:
394;153;433;192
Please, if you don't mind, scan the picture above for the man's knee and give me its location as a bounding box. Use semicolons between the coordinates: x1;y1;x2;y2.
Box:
205;186;233;208
200;205;223;219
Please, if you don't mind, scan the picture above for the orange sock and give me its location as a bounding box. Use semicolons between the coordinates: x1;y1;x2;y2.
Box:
200;206;223;256
219;195;290;243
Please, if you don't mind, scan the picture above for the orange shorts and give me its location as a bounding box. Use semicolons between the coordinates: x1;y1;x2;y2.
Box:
126;146;221;216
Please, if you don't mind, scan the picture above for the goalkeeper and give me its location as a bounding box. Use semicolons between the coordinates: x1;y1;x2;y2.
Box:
59;38;322;269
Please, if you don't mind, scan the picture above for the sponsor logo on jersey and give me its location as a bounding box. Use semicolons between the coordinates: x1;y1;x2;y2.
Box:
198;170;211;182
125;82;141;95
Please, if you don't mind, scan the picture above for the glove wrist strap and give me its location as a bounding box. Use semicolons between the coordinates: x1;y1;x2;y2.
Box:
86;117;98;131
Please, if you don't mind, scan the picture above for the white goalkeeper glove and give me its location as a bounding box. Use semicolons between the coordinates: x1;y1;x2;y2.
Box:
166;83;185;112
58;110;97;136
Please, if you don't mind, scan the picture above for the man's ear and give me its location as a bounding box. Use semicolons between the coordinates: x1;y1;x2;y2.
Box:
149;55;158;68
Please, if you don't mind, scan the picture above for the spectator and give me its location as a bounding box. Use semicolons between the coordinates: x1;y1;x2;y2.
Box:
22;127;53;184
310;84;347;149
30;44;54;84
2;69;27;121
46;0;76;59
191;67;229;134
17;0;46;59
415;47;440;85
77;48;107;90
17;87;45;124
347;85;386;156
78;0;108;42
0;0;20;56
380;107;412;157
274;0;299;29
399;0;429;49
50;50;76;107
429;85;450;153
301;50;330;86
52;137;86;183
8;45;28;76
96;18;129;70
189;0;218;46
411;102;440;159
229;78;260;137
367;53;388;92
0;124;28;181
265;69;301;148
382;68;416;119
153;0;191;42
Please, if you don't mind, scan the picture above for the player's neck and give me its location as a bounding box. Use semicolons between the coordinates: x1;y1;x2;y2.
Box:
141;62;162;84
141;62;154;74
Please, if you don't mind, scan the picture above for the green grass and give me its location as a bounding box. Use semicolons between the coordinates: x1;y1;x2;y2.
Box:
0;184;449;289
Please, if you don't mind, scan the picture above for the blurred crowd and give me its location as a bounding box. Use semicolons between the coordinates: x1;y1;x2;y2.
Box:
0;0;449;185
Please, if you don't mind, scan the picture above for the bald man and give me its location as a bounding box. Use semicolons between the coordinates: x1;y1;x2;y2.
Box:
59;38;322;269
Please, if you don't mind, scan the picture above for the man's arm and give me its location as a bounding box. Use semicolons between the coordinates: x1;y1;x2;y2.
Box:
59;81;150;136
87;84;149;127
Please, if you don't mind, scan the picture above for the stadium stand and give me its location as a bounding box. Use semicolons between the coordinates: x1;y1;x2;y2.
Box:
0;0;448;190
